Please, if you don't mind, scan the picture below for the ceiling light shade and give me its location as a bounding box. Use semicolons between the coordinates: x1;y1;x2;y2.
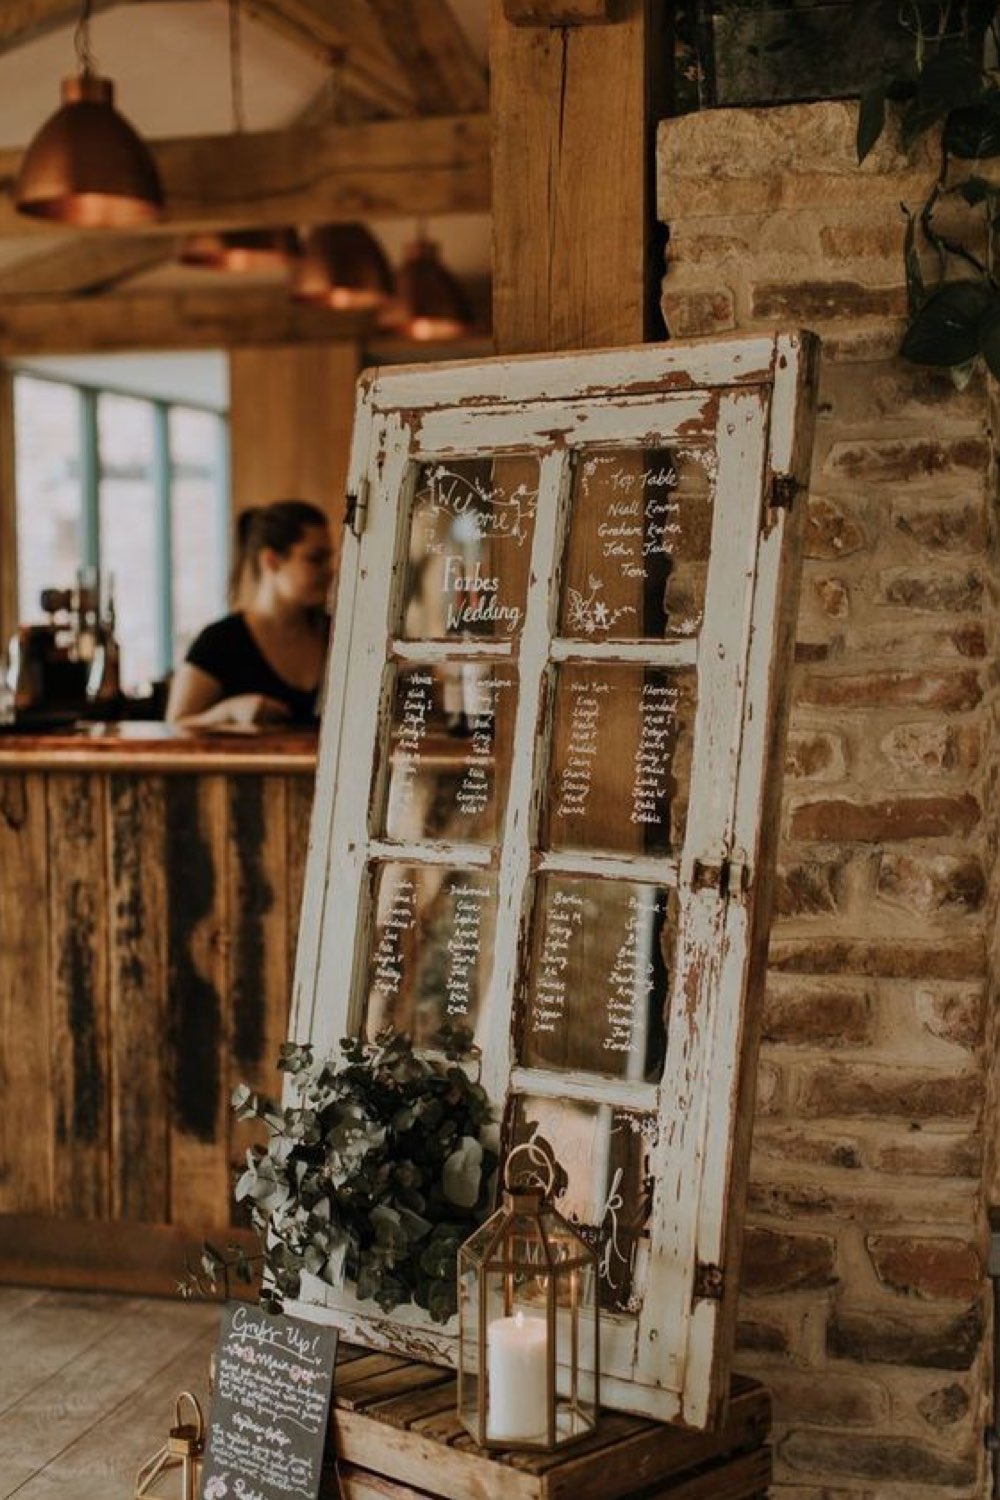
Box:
394;238;473;341
15;73;164;227
179;228;299;273
292;224;394;310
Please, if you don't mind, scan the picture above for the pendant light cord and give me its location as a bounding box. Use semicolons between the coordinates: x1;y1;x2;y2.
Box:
74;0;96;74
229;0;246;133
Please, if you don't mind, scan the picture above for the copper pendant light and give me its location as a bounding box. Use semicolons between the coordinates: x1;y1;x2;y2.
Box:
178;0;295;275
180;228;299;274
292;224;394;310
394;237;473;341
15;3;164;227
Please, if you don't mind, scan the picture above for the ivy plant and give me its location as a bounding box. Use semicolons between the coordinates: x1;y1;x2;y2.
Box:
226;1030;497;1323
857;1;1000;383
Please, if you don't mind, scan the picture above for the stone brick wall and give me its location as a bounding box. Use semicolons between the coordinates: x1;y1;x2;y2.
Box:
657;102;997;1497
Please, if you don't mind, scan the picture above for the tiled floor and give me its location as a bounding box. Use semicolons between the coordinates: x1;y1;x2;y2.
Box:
0;1286;219;1497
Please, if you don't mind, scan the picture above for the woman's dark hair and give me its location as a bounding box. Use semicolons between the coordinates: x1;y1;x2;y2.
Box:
232;498;328;595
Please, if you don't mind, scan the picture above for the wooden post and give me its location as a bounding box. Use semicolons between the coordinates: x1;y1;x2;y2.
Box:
491;0;666;355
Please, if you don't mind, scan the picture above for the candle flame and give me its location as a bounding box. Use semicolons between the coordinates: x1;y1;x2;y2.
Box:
514;1309;524;1329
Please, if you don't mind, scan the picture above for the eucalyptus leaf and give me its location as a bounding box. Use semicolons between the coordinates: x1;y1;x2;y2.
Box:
900;281;995;367
857;82;887;163
944;96;1000;159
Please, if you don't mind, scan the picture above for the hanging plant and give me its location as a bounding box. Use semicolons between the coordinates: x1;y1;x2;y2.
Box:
857;2;1000;384
220;1030;497;1323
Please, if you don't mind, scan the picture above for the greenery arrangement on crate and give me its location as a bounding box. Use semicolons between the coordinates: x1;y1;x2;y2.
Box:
183;1031;497;1323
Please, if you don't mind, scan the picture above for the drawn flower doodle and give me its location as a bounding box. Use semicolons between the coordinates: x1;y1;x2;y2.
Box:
423;465;537;546
205;1477;228;1499
565;575;636;636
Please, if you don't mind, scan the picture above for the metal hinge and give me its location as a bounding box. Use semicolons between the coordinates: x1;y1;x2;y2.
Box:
693;1261;725;1303
769;473;799;511
691;856;751;898
345;476;369;537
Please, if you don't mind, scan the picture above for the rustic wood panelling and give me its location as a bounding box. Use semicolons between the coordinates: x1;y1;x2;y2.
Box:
48;773;110;1219
107;773;169;1224
0;754;312;1287
0;773;52;1215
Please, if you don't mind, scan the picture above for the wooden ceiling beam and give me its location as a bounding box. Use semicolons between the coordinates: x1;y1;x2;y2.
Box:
0;113;490;240
365;0;488;114
0;287;371;354
0;237;180;297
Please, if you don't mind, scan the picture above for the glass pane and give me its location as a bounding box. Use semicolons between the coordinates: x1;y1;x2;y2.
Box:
362;862;498;1048
520;876;676;1082
559;445;714;641
169;407;228;666
98;393;158;690
380;662;519;845
509;1097;656;1315
544;664;696;857
400;457;539;641
14;376;82;620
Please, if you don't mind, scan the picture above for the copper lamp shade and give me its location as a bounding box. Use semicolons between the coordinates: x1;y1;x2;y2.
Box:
16;73;164;227
179;227;298;273
394;238;472;341
292;224;394;310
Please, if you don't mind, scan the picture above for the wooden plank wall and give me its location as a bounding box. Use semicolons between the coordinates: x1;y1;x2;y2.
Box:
0;767;313;1291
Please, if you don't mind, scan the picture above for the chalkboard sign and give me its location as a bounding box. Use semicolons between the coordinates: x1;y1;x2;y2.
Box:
201;1304;339;1500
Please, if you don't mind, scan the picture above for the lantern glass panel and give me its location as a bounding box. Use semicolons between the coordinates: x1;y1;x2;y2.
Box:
457;1259;483;1438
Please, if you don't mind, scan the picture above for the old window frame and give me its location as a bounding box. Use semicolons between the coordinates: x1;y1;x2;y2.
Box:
290;332;817;1428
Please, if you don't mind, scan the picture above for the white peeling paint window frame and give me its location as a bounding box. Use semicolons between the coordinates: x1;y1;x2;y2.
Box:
289;332;818;1430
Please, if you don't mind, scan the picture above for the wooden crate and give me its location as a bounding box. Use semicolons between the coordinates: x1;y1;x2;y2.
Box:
324;1345;770;1500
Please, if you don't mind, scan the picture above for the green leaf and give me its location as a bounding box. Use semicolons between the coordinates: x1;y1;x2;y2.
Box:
902;209;924;315
957;175;992;207
900;281;995;367
978;305;1000;379
916;45;983;118
857;82;887;164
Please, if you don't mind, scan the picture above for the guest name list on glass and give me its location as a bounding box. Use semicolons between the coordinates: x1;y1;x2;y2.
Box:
290;334;818;1431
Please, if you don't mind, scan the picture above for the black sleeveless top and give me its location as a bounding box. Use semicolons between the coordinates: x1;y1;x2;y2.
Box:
185;612;327;722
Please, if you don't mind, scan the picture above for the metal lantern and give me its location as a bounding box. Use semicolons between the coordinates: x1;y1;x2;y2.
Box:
458;1143;600;1451
134;1390;204;1500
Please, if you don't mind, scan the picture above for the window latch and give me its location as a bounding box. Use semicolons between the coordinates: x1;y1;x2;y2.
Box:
345;476;369;537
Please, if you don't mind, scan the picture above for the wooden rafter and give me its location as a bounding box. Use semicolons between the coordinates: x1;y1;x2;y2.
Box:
0;114;489;240
365;0;488;114
0;237;181;298
0;287;371;354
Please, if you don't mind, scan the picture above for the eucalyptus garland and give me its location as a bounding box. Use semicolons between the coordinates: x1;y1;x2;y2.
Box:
231;1031;497;1323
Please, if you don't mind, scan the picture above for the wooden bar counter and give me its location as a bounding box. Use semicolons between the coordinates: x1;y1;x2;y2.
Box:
0;722;317;1294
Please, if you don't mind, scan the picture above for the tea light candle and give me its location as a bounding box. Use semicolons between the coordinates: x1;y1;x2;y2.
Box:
487;1309;547;1442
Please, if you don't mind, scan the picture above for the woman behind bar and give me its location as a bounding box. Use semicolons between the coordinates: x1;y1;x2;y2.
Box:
166;499;334;727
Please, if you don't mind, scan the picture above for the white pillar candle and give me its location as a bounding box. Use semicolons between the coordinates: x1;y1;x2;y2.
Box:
487;1309;548;1442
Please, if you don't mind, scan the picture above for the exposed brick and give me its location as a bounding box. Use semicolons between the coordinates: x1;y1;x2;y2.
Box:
785;730;847;782
765;1369;888;1428
781;1429;977;1485
665;228;754;266
826;1303;983;1372
661;287;735;338
872;1134;980;1179
879;569;983;612
752;1124;864;1172
819;220;904;262
768;936;984;980
798;1065;981;1121
916;988;984;1049
789;794;980;842
918;1382;970;1428
811;575;849;618
876;854;986;916
748;1177;975;1224
879;722;980;775
753;280;906;321
741;1225;838;1295
798;670;982;711
806;497;867;560
826;436;988;483
823;324;909;362
762;987;873;1048
894;504;989;555
735;1315;791;1354
866;1236;981;1301
775;857;849;917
